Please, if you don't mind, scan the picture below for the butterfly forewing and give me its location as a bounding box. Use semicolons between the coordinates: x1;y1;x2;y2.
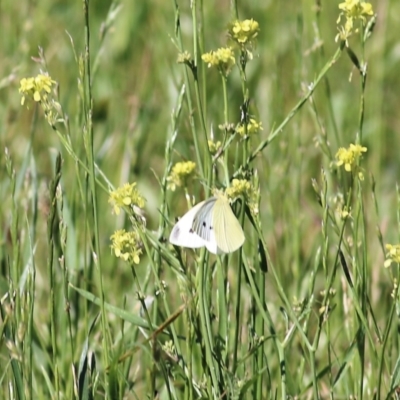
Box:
213;197;245;253
192;197;217;242
169;201;207;248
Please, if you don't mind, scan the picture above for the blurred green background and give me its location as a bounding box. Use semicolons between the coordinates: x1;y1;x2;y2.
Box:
2;0;398;211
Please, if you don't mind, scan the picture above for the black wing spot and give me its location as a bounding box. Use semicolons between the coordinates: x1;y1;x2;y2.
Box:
202;221;207;227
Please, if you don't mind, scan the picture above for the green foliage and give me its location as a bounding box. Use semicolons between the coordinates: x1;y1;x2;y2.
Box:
1;0;400;399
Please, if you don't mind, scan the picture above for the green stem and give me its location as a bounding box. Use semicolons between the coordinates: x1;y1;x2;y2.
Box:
376;271;400;400
221;75;231;186
172;0;209;179
216;256;228;363
242;256;286;398
309;349;320;399
82;0;111;387
235;47;343;176
47;154;62;400
255;269;266;399
198;254;221;396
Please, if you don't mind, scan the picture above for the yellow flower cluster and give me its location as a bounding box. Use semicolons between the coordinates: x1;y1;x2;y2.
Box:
336;0;373;43
236;118;263;137
19;73;62;127
332;193;351;220
339;0;373;20
177;51;192;65
225;179;252;199
109;183;146;265
161;340;176;357
167;161;196;191
110;229;142;264
339;205;351;220
229;19;260;45
19;74;56;106
202;47;236;76
335;143;367;178
108;182;146;215
208;140;222;155
384;244;400;268
225;179;259;215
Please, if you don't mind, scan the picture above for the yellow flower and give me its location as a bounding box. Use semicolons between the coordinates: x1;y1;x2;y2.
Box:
208;140;222;155
225;178;259;215
110;230;142;264
236;118;263;137
161;340;176;356
108;183;146;215
335;24;353;45
338;0;373;19
19;78;35;105
340;206;351;219
229;19;260;44
336;0;373;43
19;73;56;106
225;179;252;199
336;143;367;173
167;161;196;191
332;192;351;220
177;51;193;68
202;47;236;76
177;51;192;63
384;244;400;268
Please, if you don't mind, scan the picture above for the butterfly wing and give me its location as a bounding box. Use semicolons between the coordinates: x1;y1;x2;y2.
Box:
192;197;217;241
169;201;207;249
170;196;244;254
192;197;220;254
213;197;245;253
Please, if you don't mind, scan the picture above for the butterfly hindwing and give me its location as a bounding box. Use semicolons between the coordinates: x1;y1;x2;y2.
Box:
213;196;245;253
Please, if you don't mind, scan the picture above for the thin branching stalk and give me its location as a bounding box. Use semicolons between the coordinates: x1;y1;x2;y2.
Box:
239;46;343;173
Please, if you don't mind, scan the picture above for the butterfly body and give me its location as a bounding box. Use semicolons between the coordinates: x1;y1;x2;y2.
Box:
169;195;245;254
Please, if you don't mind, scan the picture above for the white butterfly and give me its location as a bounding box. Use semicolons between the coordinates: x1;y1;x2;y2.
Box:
169;195;245;254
